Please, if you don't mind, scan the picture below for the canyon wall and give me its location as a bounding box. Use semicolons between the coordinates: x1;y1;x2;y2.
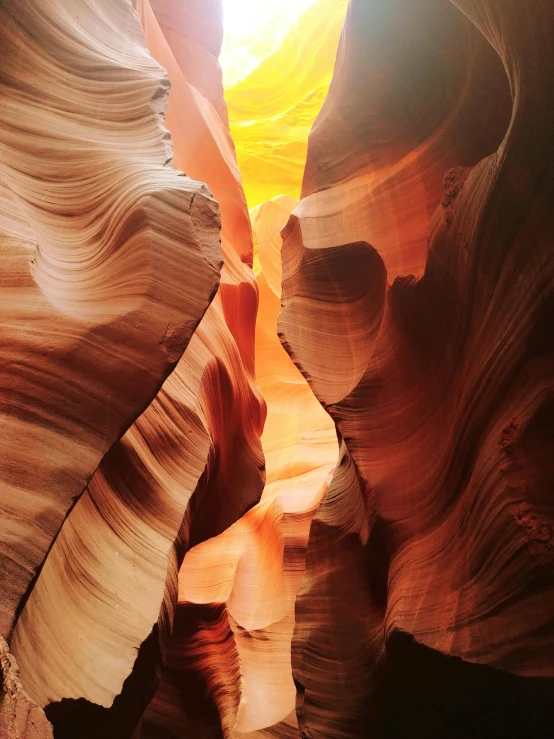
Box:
280;0;554;736
135;3;343;737
0;0;222;645
2;0;554;737
1;0;263;736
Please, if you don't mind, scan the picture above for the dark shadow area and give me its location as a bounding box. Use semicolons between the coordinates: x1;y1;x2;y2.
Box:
363;515;392;612
137;603;231;739
373;631;554;739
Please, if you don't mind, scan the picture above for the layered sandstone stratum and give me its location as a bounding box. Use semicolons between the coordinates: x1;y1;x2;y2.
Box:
1;0;553;738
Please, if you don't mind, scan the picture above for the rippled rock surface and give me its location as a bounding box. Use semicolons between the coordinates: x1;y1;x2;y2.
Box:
280;1;554;736
0;0;221;647
2;0;554;737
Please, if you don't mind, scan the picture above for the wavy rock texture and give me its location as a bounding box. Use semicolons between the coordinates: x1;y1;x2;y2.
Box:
134;200;336;736
130;3;343;737
280;0;554;736
0;0;221;648
138;201;338;739
11;1;266;737
4;0;262;736
173;195;338;737
132;2;343;734
4;0;553;737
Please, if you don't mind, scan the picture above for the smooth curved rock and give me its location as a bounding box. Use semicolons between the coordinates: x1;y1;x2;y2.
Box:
141;195;338;738
281;1;554;736
0;0;221;643
133;3;344;735
9;2;262;736
4;0;553;736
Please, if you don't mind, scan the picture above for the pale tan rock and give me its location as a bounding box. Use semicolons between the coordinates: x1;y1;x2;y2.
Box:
0;0;221;646
0;638;53;739
8;1;264;736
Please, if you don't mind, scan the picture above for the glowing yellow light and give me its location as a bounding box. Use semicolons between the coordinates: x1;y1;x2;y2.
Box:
221;0;349;210
220;0;318;88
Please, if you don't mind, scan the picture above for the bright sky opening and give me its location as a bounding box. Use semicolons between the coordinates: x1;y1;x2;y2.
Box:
220;0;318;88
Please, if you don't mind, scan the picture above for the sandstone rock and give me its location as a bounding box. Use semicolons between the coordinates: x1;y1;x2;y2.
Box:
0;637;53;739
0;0;221;646
280;1;554;735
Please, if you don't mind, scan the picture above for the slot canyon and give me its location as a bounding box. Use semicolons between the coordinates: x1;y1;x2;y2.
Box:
0;0;553;737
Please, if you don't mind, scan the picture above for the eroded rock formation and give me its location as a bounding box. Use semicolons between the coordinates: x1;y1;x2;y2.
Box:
2;0;554;737
0;0;221;648
2;0;261;735
131;3;342;736
130;4;343;737
280;0;554;736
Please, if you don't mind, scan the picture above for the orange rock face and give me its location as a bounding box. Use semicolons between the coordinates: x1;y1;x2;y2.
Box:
280;0;554;736
2;0;554;737
0;0;221;644
4;0;265;736
129;3;340;737
127;3;342;738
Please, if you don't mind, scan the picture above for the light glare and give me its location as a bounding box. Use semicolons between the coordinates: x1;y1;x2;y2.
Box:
220;0;317;88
